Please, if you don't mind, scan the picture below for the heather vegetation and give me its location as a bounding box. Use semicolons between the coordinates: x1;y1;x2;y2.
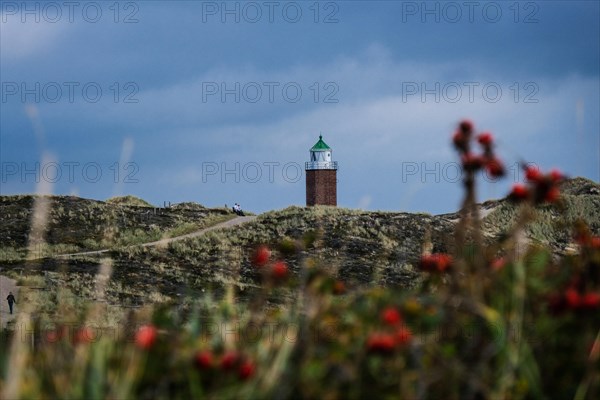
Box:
0;195;235;262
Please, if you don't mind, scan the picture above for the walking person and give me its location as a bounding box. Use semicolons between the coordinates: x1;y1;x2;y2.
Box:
6;292;16;315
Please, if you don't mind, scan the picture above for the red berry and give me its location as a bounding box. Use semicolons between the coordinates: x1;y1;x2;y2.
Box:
419;255;434;271
459;120;474;135
525;166;543;182
509;184;529;201
381;307;402;326
367;332;396;354
452;131;463;143
544;186;560;203
549;168;563;183
395;326;413;346
73;327;96;345
135;325;157;350
420;253;452;272
477;132;494;146
581;293;600;309
452;131;468;152
435;254;452;271
221;352;238;370
491;257;506;271
238;360;256;380
194;350;214;370
46;329;62;343
46;326;67;343
333;280;346;295
486;158;505;178
574;232;590;246
565;288;581;309
272;261;288;280
591;237;600;249
252;245;271;267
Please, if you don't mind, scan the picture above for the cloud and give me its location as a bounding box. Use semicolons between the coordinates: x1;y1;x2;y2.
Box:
84;45;597;174
0;15;69;60
3;37;598;212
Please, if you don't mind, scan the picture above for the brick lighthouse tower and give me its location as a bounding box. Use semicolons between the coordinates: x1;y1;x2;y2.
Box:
305;135;337;206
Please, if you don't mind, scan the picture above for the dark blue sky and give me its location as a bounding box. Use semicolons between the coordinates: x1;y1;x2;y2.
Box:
1;1;599;213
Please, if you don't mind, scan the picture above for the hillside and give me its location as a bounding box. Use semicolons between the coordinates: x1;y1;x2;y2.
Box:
0;178;598;306
0;195;235;260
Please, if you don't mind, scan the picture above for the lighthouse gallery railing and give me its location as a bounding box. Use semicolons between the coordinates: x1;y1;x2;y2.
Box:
305;161;338;170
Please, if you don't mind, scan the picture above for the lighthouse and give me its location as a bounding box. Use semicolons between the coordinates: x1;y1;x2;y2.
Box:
305;135;337;206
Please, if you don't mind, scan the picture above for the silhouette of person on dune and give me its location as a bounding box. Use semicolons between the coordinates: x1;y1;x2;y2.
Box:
232;203;245;216
6;292;16;315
